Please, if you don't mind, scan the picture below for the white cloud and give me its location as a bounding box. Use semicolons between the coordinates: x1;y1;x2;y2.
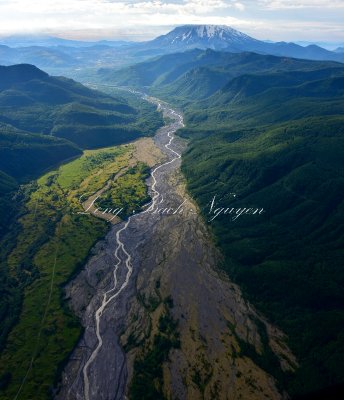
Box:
234;2;245;11
0;0;250;36
0;0;342;41
258;0;344;9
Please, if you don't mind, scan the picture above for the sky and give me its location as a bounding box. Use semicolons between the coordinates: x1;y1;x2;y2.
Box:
0;0;344;43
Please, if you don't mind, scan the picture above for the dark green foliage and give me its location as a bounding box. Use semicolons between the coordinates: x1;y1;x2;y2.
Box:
135;51;344;397
104;50;344;396
101;49;344;105
0;262;22;352
0;171;17;195
0;64;162;150
0;171;18;231
0;63;163;235
0;372;11;390
182;115;344;396
99;49;204;87
52;124;142;149
130;308;180;400
0;127;81;181
185;75;344;129
0;124;81;238
0;64;48;90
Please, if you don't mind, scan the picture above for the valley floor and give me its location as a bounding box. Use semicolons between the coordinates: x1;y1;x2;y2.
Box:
55;96;296;400
0;137;157;399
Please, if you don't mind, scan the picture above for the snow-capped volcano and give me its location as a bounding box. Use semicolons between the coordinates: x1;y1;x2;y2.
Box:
138;24;341;63
147;25;260;51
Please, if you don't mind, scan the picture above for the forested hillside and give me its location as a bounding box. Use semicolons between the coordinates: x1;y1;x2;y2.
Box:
0;64;162;150
0;63;163;235
109;50;344;397
100;49;344;102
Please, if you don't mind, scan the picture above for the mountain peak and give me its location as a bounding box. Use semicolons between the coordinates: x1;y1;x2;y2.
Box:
149;24;258;50
175;24;239;36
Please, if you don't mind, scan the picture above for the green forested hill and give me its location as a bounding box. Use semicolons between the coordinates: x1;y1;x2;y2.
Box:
0;63;49;89
184;75;344;130
0;125;82;232
0;125;81;181
182;116;344;396
110;51;344;397
0;64;162;150
100;49;344;103
0;63;162;233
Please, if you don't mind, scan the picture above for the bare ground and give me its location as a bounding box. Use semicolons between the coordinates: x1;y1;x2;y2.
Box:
55;100;296;400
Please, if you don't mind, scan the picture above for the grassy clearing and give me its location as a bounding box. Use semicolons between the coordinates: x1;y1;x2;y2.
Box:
98;162;151;218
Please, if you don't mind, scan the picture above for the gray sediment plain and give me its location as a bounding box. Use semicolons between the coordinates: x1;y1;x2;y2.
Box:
55;98;296;400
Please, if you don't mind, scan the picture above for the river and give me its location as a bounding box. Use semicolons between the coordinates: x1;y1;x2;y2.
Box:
56;94;295;400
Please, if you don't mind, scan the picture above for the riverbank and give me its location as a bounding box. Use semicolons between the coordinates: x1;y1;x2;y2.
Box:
56;95;296;400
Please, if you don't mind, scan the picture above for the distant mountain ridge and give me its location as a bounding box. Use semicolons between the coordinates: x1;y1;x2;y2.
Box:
0;25;343;70
142;25;344;63
100;48;344;102
0;34;131;48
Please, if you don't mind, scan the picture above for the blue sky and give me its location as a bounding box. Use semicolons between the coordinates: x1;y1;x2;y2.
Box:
0;0;343;43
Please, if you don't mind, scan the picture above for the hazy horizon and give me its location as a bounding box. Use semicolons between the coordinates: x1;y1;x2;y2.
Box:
0;25;343;50
0;1;343;43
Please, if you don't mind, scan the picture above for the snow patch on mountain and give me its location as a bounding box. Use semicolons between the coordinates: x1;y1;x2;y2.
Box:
149;25;259;50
